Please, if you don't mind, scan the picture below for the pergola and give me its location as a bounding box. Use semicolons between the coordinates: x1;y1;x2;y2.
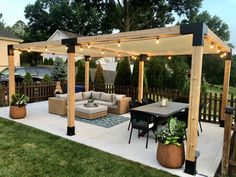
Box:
8;23;231;175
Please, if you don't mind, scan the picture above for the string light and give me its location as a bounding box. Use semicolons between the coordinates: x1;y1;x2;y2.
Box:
210;42;214;49
117;41;121;47
168;56;172;60
118;52;121;57
117;57;120;61
147;57;150;60
19;51;22;54
156;37;160;44
14;50;17;53
88;43;91;49
66;46;68;50
217;48;221;53
101;50;104;55
45;47;48;52
40;53;43;56
224;52;227;57
79;45;83;51
27;48;31;52
220;54;224;58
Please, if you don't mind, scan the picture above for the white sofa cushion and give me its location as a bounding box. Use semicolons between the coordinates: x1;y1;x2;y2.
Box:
75;100;88;106
94;100;117;109
82;91;92;100
56;93;68;100
91;91;101;100
112;94;125;105
75;92;83;101
100;92;112;102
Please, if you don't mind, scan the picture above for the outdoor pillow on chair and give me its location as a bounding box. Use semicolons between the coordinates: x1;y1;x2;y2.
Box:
101;93;112;102
82;91;92;100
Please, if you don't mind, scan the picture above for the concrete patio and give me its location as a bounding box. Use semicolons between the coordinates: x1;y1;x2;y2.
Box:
0;101;224;177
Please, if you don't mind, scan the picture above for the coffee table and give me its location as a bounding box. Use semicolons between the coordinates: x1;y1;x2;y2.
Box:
75;104;108;119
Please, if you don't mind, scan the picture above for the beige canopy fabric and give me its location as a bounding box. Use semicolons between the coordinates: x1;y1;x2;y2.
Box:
12;25;230;58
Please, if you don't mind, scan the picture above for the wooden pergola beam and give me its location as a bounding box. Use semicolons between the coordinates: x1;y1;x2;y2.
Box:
8;45;15;104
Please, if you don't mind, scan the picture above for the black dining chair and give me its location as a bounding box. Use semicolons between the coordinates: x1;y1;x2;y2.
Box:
141;98;155;105
128;110;156;148
173;96;205;134
127;100;143;131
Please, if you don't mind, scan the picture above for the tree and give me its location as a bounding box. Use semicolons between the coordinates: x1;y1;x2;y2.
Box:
90;60;97;68
146;57;171;89
169;56;189;90
76;60;85;83
182;11;230;42
202;55;224;85
23;72;33;84
94;63;105;91
0;13;5;28
10;20;27;39
24;0;109;42
51;58;67;81
114;57;131;86
230;55;236;87
21;52;43;66
104;0;202;32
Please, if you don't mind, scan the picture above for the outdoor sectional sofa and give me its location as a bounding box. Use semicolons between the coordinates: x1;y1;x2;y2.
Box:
48;91;132;116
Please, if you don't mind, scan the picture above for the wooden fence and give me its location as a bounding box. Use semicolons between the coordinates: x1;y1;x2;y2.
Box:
1;83;236;124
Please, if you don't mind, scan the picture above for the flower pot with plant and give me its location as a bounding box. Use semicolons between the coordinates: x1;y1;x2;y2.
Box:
156;117;186;168
9;94;29;119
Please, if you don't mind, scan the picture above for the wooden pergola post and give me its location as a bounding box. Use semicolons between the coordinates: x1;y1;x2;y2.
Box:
180;23;208;175
62;38;77;136
8;45;15;104
220;53;232;127
138;54;146;102
221;106;234;176
84;55;90;92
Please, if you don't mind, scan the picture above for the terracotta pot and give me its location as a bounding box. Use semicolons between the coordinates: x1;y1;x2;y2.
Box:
9;105;27;119
156;142;185;168
54;81;63;95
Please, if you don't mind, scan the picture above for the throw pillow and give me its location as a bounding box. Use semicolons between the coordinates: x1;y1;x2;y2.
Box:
75;92;82;101
112;94;125;105
56;93;68;100
91;91;101;100
82;91;92;100
101;92;112;102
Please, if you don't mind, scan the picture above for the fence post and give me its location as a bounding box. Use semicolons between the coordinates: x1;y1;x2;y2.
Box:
222;106;234;176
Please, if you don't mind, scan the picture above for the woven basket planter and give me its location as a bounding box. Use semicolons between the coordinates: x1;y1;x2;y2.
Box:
156;142;185;169
9;105;27;119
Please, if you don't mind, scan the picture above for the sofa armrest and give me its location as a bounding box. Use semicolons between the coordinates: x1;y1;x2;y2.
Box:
48;97;67;116
116;97;132;114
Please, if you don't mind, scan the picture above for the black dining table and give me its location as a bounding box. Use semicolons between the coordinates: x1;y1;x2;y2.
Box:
131;101;189;118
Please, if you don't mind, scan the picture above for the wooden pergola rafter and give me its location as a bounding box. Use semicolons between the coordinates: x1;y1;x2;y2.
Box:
8;23;231;175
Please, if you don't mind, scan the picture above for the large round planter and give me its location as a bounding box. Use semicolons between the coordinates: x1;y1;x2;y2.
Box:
156;142;185;168
9;106;26;119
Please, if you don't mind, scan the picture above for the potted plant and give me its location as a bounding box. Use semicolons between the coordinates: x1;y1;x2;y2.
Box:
9;94;29;119
156;117;186;168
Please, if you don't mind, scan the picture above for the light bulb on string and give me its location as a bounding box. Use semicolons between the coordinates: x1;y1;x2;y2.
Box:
156;37;160;44
117;41;121;47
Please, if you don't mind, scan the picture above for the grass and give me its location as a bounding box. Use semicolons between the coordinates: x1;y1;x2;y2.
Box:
0;118;176;177
203;82;236;95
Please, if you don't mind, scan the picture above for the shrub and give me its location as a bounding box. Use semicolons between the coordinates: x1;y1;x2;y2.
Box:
42;74;52;83
94;63;105;91
114;57;131;86
23;72;33;84
51;57;67;81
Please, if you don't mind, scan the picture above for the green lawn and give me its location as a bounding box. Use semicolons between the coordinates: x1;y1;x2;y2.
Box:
203;82;236;95
0;118;176;177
